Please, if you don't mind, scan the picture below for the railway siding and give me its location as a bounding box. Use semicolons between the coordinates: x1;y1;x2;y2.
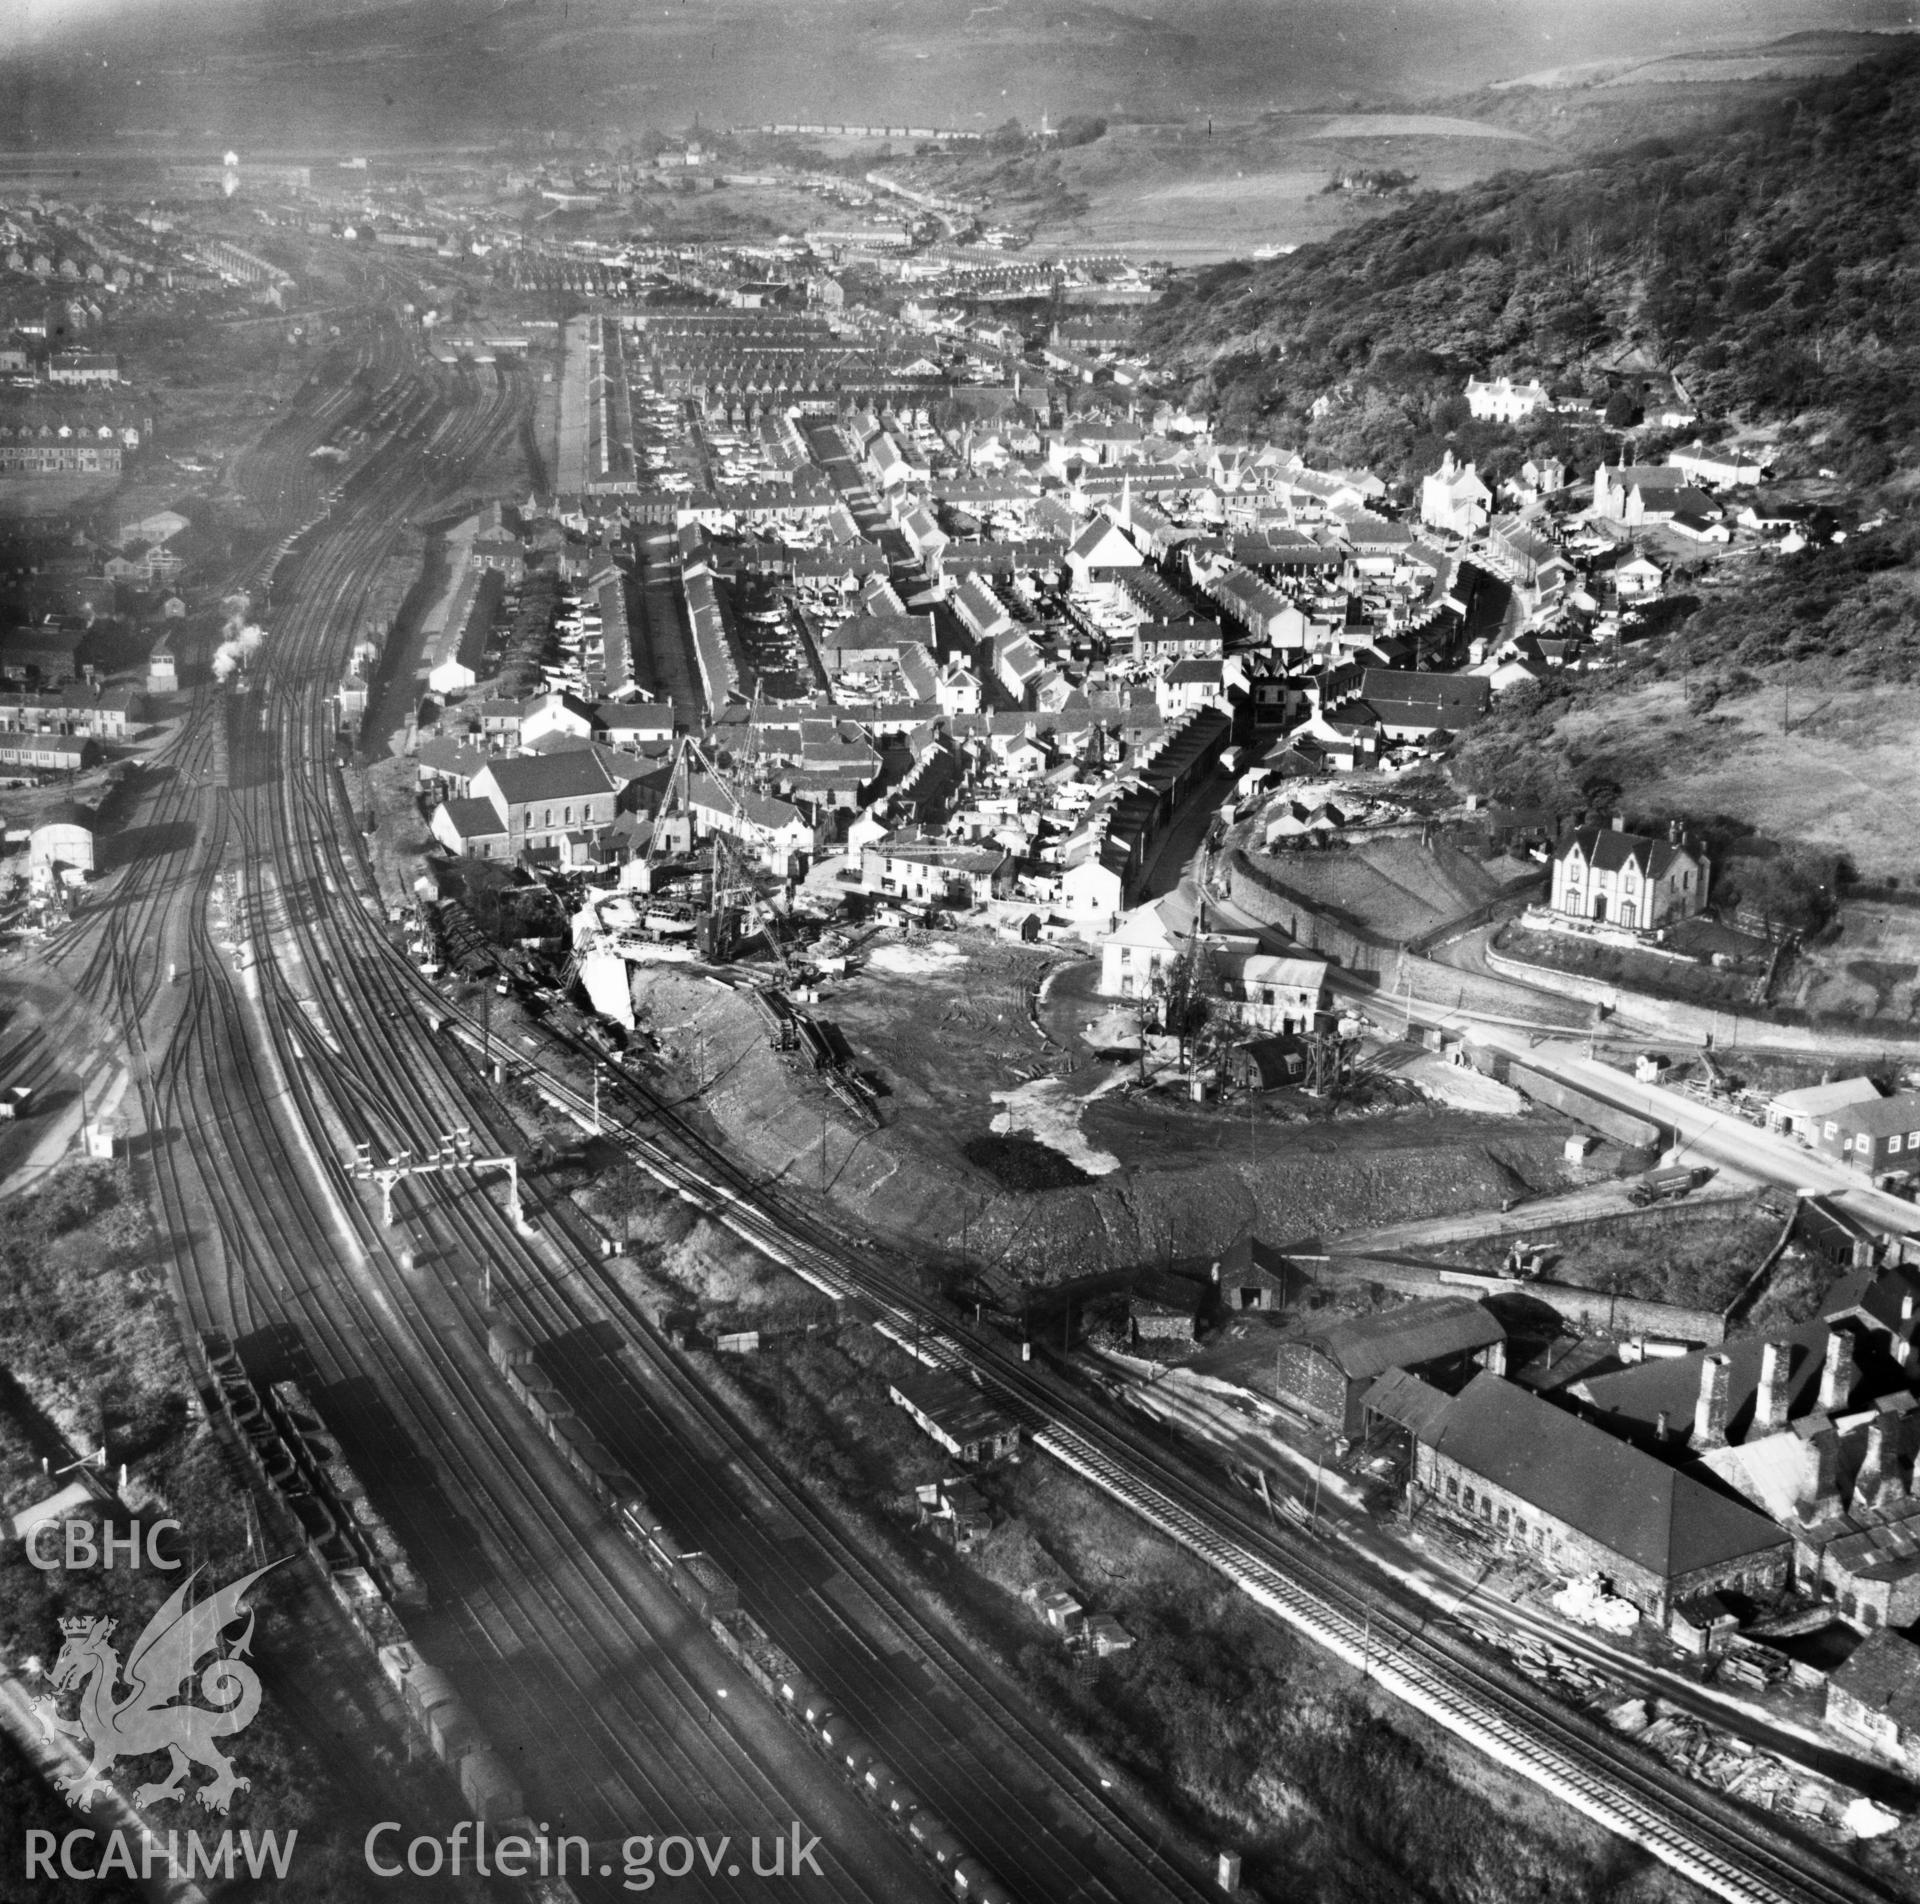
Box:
459;1023;1882;1904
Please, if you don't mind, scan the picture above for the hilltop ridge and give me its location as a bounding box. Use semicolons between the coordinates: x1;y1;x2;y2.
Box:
1146;40;1920;488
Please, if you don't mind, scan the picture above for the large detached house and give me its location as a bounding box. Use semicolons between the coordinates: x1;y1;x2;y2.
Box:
1464;375;1549;424
1419;451;1492;537
1592;461;1691;525
1550;822;1708;931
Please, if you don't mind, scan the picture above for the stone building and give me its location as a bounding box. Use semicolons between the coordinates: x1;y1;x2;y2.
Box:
1414;1371;1791;1623
1272;1297;1506;1438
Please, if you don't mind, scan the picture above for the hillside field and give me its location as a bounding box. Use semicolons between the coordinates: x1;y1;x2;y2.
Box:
1553;681;1920;882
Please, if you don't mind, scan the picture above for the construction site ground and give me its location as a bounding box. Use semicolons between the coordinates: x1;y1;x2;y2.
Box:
630;933;1596;1292
1436;1198;1789;1313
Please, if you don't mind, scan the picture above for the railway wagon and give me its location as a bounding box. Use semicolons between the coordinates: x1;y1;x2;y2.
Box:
951;1856;1015;1903
906;1810;967;1872
711;1608;796;1699
459;1746;524;1826
818;1716;875;1780
517;1361;572;1425
775;1669;836;1732
428;1697;483;1764
394;1651;458;1730
614;1486;664;1546
860;1759;913;1819
549;1415;622;1504
669;1549;739;1623
638;1519;691;1586
488;1317;536;1377
327;1565;407;1651
275;1383;428;1611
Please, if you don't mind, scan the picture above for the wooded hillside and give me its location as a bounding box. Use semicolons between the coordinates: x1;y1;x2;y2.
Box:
1146;42;1920;486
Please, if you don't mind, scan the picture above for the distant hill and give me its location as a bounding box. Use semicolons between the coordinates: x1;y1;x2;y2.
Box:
1145;39;1920;487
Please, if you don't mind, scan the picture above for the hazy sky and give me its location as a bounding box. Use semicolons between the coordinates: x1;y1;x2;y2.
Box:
5;0;1916;58
2;0;1917;152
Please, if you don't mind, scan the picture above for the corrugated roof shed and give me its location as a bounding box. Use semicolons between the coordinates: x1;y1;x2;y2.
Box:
1309;1296;1504;1382
1363;1368;1453;1438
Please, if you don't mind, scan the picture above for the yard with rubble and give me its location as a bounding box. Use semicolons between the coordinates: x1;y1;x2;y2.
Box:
1778;893;1920;1031
1437;1198;1793;1316
625;929;1594;1294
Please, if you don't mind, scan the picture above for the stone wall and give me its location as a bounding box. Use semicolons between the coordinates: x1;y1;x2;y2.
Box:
1483;938;1920;1058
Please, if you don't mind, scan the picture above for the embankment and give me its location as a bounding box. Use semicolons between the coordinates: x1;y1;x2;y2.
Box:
633;968;1586;1287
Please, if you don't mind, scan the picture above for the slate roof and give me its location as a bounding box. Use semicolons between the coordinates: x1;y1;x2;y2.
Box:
479;750;621;806
1422;1372;1791;1578
438;797;507;841
890;1370;1016;1446
1552;825;1689;881
1364;1368;1454;1438
1570;1318;1840;1448
1604;463;1690;491
686;772;807;834
1358;668;1491;718
1165;657;1222;685
1828;1629;1920;1731
1831;1091;1920;1139
820;609;935;653
1237;953;1328;993
1213;1236;1305;1297
415;737;488;779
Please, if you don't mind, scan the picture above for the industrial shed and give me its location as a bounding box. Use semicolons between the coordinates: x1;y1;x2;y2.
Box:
888;1371;1019;1465
28;801;94;877
1415;1372;1791;1623
1271;1296;1507;1437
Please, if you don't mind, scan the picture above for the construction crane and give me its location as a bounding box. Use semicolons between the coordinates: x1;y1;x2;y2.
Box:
653;734;797;983
641;733;689;877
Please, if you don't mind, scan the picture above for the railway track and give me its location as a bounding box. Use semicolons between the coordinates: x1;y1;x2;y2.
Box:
59;352;945;1901
208;374;1204;1901
388;979;1901;1904
52;313;1889;1904
177;344;1882;1904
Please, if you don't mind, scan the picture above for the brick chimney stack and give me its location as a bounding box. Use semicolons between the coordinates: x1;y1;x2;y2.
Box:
1800;1426;1847;1525
1693;1353;1733;1450
1818;1330;1857;1417
1751;1340;1792;1440
1856;1416;1895;1513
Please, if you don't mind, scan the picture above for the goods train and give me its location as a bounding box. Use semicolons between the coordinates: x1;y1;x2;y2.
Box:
200;1333;554;1859
488;1320;1017;1904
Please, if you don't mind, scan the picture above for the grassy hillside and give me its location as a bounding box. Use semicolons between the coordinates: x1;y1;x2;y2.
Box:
1146;40;1920;487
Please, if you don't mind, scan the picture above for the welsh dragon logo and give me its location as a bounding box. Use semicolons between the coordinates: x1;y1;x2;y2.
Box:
30;1561;286;1814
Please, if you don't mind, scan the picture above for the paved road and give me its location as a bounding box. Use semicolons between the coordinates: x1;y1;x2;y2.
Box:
633;525;705;717
1140;766;1232;902
1467;1029;1920;1238
1181;839;1920;1239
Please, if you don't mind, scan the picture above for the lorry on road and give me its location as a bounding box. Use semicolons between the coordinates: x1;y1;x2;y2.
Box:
1628;1165;1697;1207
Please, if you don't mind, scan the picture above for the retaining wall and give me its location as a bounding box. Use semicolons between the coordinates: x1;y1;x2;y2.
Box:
1323;1251;1727;1346
1483;939;1920;1058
